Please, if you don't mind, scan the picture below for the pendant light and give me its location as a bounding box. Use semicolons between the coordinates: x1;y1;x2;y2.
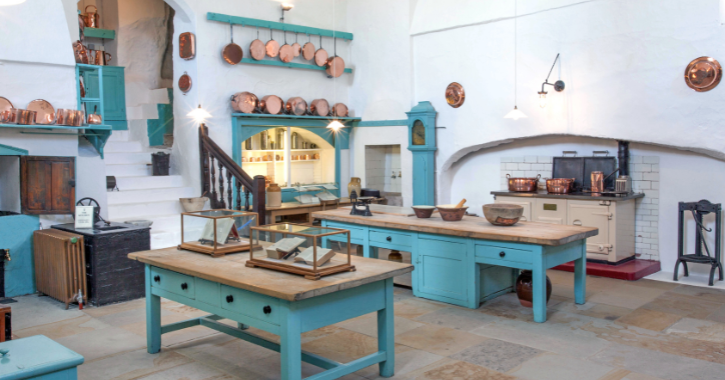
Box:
504;0;527;120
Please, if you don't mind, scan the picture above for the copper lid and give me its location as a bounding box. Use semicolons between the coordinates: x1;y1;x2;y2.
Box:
291;42;301;57
231;92;258;113
266;39;280;58
325;56;345;78
302;42;315;60
279;44;294;63
222;43;243;65
286;97;308;116
309;99;330;116
685;57;722;92
250;39;266;61
332;103;348;117
178;73;192;93
314;48;328;67
445;82;465;108
260;95;284;115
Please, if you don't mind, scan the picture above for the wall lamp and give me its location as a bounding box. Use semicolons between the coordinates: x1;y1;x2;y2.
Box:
538;53;565;108
280;3;294;22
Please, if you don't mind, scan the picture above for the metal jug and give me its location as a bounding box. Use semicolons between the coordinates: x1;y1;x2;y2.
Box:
89;44;112;66
83;5;100;28
591;171;604;193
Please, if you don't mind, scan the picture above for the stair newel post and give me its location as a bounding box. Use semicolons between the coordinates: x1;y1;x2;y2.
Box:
218;160;226;208
252;175;266;225
210;156;217;207
199;125;210;198
226;171;233;209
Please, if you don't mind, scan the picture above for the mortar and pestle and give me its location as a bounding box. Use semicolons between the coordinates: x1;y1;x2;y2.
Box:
436;199;468;221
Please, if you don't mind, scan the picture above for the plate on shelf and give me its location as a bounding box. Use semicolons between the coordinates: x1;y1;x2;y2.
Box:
27;99;55;125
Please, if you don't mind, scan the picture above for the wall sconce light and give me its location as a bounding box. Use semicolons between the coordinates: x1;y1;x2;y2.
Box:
187;104;212;124
280;3;294;22
327;120;344;132
538;53;565;108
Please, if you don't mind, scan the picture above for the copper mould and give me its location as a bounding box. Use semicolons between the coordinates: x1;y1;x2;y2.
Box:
445;82;465;108
222;24;243;65
179;32;196;60
266;29;280;58
506;174;541;192
309;99;330;116
82;5;99;28
250;28;266;61
279;31;294;63
291;32;301;58
302;35;315;61
259;95;284;114
230;92;259;114
12;109;37;125
286;97;308;116
178;72;192;93
685;57;722;92
545;178;575;194
314;35;328;67
27;99;56;125
331;103;349;117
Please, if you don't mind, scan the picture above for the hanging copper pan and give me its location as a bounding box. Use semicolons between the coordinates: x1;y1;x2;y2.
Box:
222;23;243;65
278;31;294;63
325;38;345;78
266;29;280;58
314;35;328;67
309;99;330;116
259;95;284;114
302;34;315;61
331;103;348;117
178;72;192;93
685;57;722;92
230;92;259;114
249;28;266;61
291;32;301;58
286;97;308;116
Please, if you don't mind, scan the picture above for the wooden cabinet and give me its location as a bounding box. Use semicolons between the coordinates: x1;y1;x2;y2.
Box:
20;156;75;215
83;66;127;130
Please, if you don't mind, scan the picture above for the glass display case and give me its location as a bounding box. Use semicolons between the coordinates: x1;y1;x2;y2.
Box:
179;210;258;257
246;223;355;280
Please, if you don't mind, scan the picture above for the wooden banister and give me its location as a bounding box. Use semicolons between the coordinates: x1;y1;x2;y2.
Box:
199;125;266;224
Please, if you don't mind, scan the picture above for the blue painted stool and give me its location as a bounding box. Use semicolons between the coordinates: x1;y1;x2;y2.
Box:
0;335;84;380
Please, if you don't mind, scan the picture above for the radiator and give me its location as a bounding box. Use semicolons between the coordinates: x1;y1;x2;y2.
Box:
33;229;87;309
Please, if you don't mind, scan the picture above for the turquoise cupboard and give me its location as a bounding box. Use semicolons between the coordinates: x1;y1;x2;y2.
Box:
82;66;128;130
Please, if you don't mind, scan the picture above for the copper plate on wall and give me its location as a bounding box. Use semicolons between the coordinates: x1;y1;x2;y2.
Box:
179;32;196;60
685;57;722;92
445;82;465;108
179;72;192;93
27;99;56;125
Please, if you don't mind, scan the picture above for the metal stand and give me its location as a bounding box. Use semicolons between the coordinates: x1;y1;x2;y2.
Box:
674;200;723;286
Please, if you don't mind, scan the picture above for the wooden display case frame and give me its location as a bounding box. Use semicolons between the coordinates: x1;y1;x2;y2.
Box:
178;209;258;257
246;223;355;280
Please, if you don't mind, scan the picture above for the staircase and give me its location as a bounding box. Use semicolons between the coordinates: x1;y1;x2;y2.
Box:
104;130;194;250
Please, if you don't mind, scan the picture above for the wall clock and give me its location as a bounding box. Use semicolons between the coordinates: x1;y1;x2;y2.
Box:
412;120;426;145
685;57;722;92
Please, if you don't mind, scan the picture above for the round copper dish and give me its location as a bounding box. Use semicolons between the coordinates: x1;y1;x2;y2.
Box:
685;57;722;92
332;103;349;117
260;95;284;114
179;72;192;93
265;30;280;58
27;99;55;125
445;82;465;108
231;92;259;114
309;99;330;116
286;97;308;116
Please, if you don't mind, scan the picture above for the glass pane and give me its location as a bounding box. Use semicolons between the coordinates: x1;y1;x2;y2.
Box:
412;120;425;145
255;223;339;236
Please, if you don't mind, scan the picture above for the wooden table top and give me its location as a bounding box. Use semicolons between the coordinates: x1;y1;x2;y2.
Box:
266;197;355;211
128;248;413;302
312;209;598;246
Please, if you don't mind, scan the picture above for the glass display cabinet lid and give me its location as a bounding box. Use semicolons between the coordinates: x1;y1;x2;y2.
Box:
186;210;252;218
253;223;344;236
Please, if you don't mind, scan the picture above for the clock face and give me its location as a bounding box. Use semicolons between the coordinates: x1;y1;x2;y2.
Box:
412;120;426;145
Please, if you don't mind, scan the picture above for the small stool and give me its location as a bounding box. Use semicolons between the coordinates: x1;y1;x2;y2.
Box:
0;335;84;379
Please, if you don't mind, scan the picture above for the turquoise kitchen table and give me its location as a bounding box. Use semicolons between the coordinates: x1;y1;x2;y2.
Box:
128;247;412;380
313;209;598;323
0;335;84;379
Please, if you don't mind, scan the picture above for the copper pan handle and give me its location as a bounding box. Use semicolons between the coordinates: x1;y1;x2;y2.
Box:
105;52;112;63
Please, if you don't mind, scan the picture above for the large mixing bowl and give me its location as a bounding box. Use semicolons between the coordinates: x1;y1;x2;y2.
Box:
483;203;524;226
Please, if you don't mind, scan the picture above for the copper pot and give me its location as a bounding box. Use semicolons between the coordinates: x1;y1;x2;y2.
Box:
56;109;85;127
249;28;266;61
265;29;280;58
506;174;541;192
331;103;349;117
11;109;36;125
231;92;259;113
324;38;345;78
309;99;330;116
279;32;294;63
259;95;283;114
302;35;315;61
222;23;243;65
82;5;99;28
314;36;328;66
291;33;301;58
286;97;308;116
545;178;575;194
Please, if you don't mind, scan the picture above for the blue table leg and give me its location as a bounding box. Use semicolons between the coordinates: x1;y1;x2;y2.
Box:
369;246;379;259
280;304;302;380
574;243;587;305
532;252;547;323
378;278;395;377
145;265;161;353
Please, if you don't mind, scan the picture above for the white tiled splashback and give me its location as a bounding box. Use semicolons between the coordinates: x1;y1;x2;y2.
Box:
365;145;402;193
500;155;660;261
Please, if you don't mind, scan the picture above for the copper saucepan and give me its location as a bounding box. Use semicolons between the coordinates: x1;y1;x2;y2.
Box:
325;38;345;78
545;178;575;194
506;174;541;192
291;32;301;58
230;92;259;114
302;34;315;61
222;23;243;65
309;99;330;117
286;97;308;116
259;95;284;114
331;103;349;117
314;35;328;67
279;31;294;63
249;28;266;61
266;29;280;58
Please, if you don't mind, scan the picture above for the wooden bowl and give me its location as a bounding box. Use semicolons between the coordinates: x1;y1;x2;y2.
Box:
412;205;436;218
436;205;468;222
483;203;524;226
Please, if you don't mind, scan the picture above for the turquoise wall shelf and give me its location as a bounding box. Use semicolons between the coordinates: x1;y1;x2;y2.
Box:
0;123;111;131
207;12;353;40
83;27;116;39
234;58;352;74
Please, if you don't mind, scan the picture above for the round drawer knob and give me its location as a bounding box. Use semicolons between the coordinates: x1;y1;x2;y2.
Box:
226;295;234;303
386;236;392;242
153;275;160;283
499;251;506;258
263;305;272;314
181;283;188;290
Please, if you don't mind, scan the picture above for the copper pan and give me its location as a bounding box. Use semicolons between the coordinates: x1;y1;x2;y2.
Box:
286;97;308;116
278;31;294;63
325;38;345;78
506;174;541;192
0;97;13;122
259;95;284;115
302;34;315;61
12;109;37;125
309;99;330;117
265;29;280;58
545;178;575;194
249;28;266;61
222;23;243;65
291;32;301;58
331;103;348;117
314;35;328;67
230;92;259;114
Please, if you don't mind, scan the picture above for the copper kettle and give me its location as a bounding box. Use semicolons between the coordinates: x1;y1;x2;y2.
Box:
83;5;100;28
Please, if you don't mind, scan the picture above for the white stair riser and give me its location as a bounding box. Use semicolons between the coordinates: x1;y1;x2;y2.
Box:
108;187;196;205
105;152;153;165
127;104;160;120
105;141;143;153
108;131;130;142
109;200;184;220
106;164;151;177
115;175;184;190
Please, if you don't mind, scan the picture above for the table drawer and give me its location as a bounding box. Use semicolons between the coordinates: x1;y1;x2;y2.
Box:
475;245;532;265
324;222;365;241
369;230;413;248
150;267;195;299
221;285;280;326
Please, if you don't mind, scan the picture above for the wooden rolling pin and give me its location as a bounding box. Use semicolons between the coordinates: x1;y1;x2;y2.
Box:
454;199;467;208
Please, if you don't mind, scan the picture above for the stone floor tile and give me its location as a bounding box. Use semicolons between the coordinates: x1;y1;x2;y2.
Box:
629;279;680;292
666;318;725;343
55;325;148;362
97;306;175;327
120;313;220;347
10;295;86;330
397;358;516;380
82;298;146;318
616;308;682;331
414;306;499;331
622;373;668;380
14;315;110;340
670;284;725;304
78;349;192;380
590;342;725;380
476;293;560;322
135;361;240;379
337;312;423;337
355;348;443;379
450;339;542;373
641;292;722;319
546;269;574;285
598;368;633;380
551;283;597;301
393;298;446;319
394;324;486;356
508;352;615;380
587;291;656;310
302;329;408;363
706;303;725;323
556;301;633;321
161;302;211;318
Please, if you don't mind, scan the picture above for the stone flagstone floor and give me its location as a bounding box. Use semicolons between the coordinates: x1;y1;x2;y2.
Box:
11;270;725;380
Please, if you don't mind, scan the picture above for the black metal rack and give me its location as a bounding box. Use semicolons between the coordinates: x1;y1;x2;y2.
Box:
674;200;723;286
